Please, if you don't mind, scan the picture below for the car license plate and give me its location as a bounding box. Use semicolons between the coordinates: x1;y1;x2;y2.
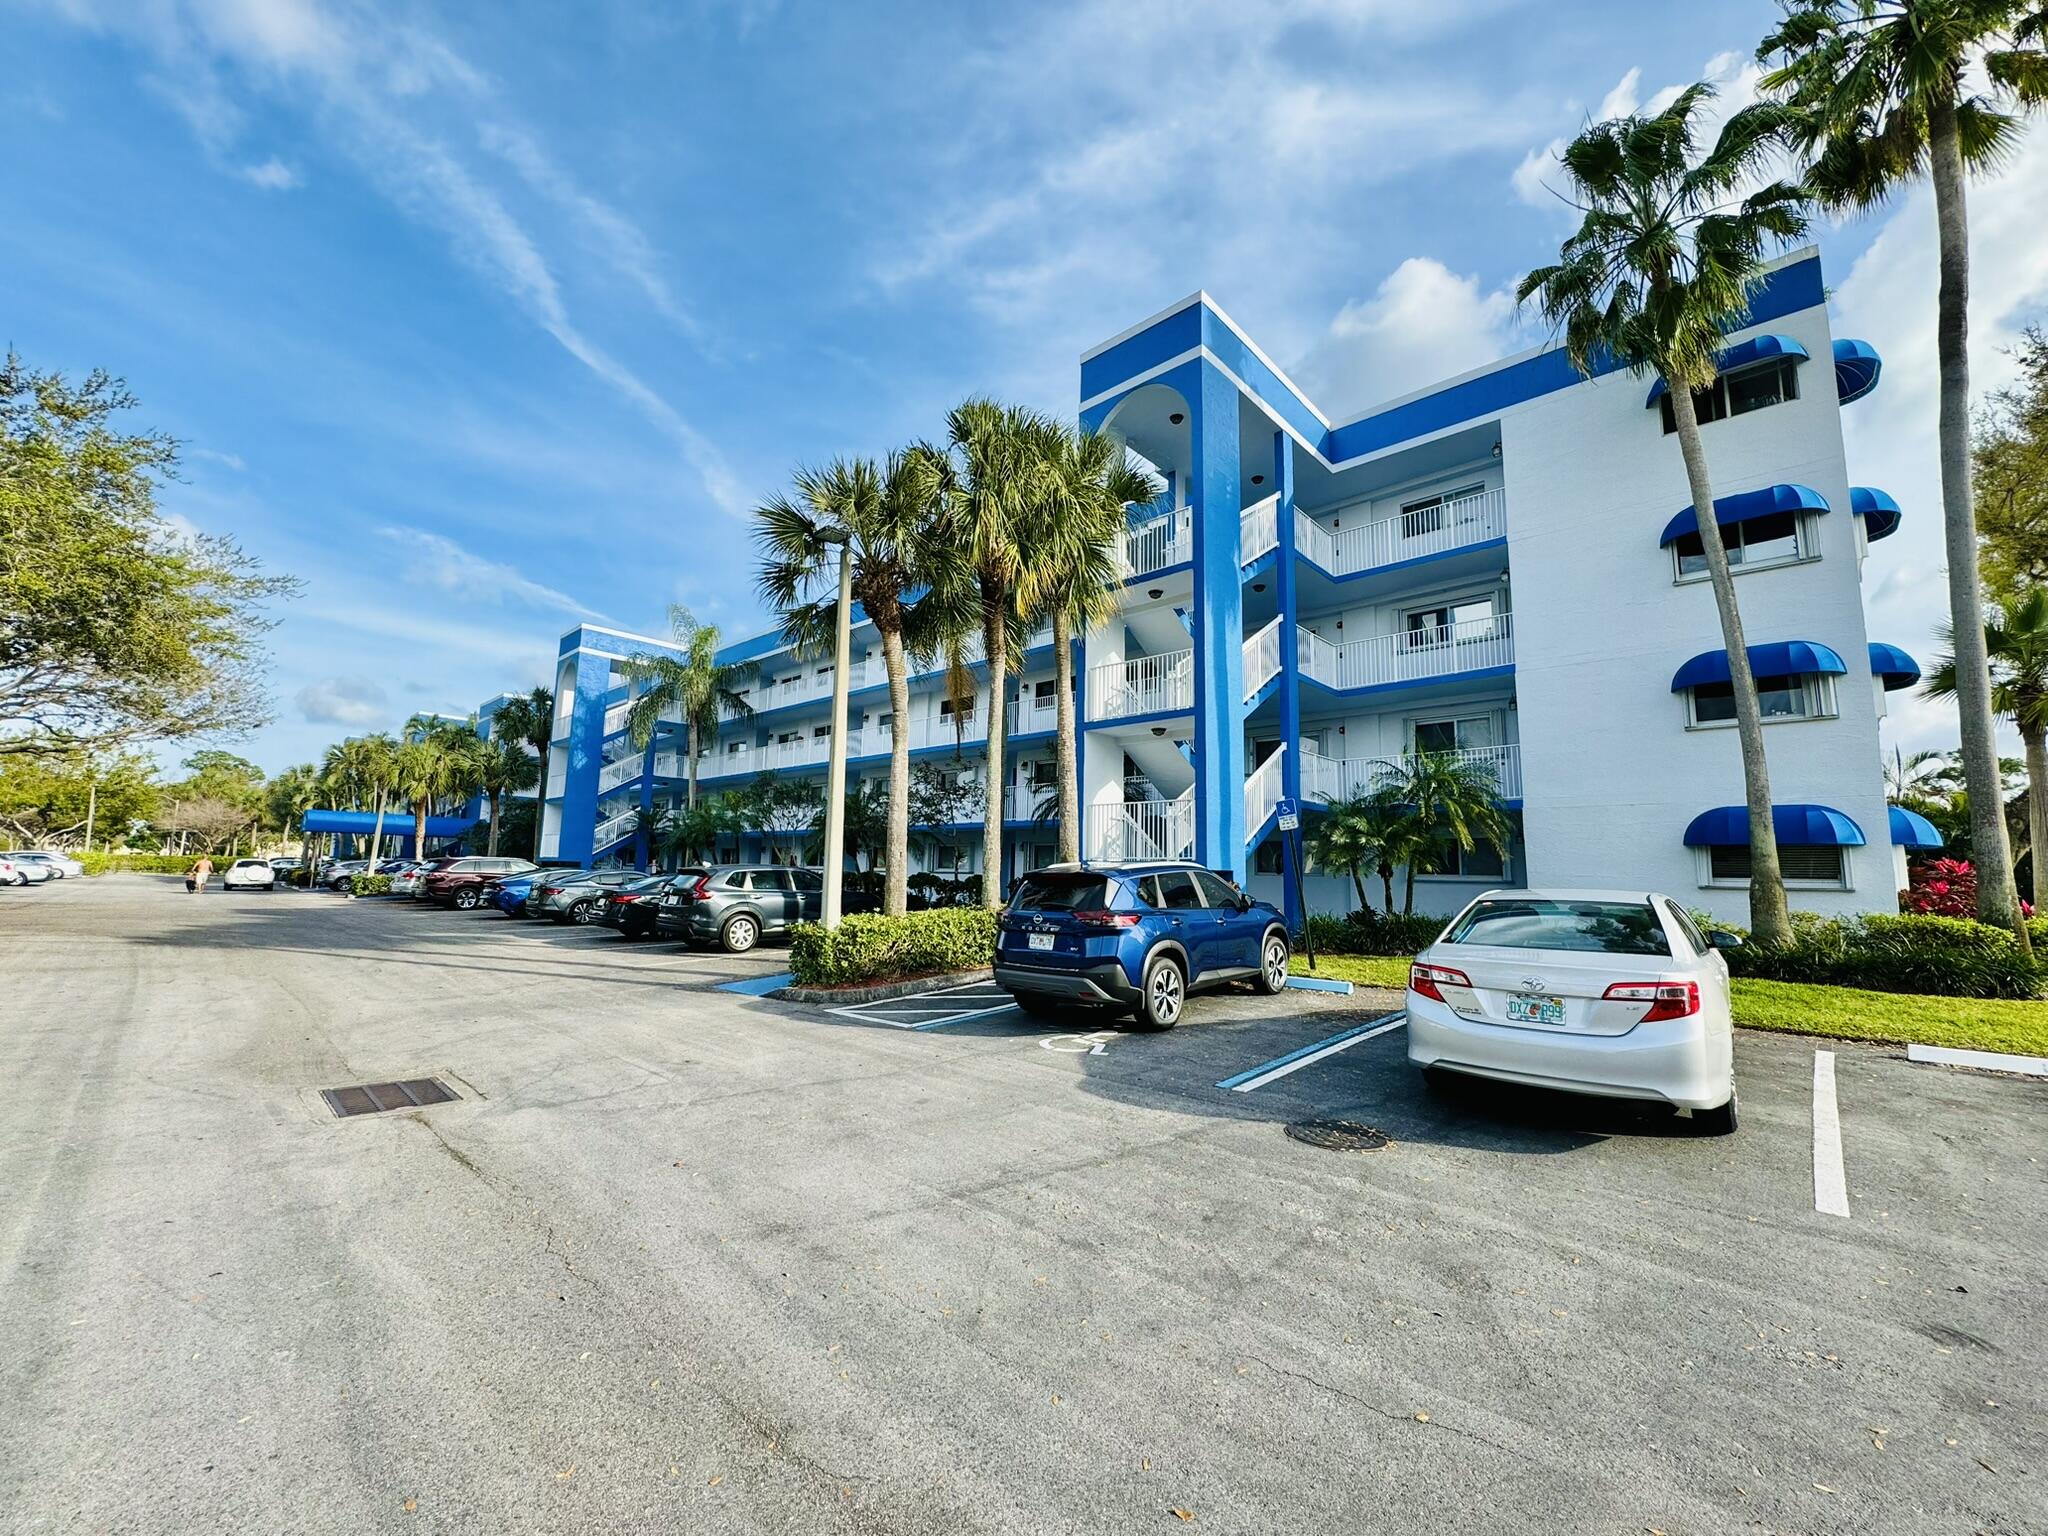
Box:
663;894;680;906
1028;932;1055;952
1507;994;1566;1025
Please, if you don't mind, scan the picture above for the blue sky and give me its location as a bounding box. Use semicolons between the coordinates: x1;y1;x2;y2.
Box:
7;0;2047;773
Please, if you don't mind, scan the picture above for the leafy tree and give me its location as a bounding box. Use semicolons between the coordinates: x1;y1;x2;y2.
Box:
1303;792;1390;912
1975;326;2048;602
933;398;1050;907
755;448;953;914
473;737;539;856
397;716;485;858
264;763;320;844
1761;0;2048;937
1518;83;1808;946
1927;588;2048;905
1370;753;1514;914
170;750;267;816
742;773;822;864
660;797;736;868
908;758;981;881
1017;422;1158;864
811;780;889;874
622;606;753;811
321;734;398;862
158;795;254;856
0;355;298;756
1884;746;1961;804
0;750;158;847
491;688;555;859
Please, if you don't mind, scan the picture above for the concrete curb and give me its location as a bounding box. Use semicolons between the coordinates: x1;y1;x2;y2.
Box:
776;968;994;1005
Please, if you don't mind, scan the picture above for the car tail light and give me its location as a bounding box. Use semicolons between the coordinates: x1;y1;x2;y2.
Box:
689;876;713;899
1409;962;1472;1001
541;886;561;896
1602;981;1700;1021
1072;909;1141;929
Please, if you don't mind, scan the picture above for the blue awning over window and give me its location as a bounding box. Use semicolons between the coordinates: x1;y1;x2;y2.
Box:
1660;483;1831;546
1670;640;1849;692
1850;486;1902;541
1834;339;1882;403
1888;805;1944;849
1868;641;1922;691
1645;334;1811;405
1683;803;1867;847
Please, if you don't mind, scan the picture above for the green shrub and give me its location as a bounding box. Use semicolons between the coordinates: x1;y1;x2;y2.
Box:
348;874;394;896
1300;908;1448;957
1728;912;2042;1000
789;908;999;987
77;852;207;876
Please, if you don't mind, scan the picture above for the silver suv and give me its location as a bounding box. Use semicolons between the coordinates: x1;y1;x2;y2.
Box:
652;865;824;952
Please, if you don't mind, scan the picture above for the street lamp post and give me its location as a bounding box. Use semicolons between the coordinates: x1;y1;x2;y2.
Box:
820;531;854;929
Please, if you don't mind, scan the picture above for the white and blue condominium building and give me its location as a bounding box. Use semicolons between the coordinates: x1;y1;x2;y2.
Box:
528;244;1932;930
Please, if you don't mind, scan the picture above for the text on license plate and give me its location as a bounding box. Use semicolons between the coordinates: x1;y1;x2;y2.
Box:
1507;994;1565;1025
1028;932;1055;951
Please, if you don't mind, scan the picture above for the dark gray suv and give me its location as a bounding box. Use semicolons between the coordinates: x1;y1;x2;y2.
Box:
652;865;823;952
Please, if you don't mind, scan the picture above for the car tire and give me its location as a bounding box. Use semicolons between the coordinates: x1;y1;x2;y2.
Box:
568;898;599;926
1133;952;1185;1030
1420;1065;1459;1094
453;887;480;910
1254;929;1290;995
337;877;355;895
721;913;760;954
1692;1091;1739;1137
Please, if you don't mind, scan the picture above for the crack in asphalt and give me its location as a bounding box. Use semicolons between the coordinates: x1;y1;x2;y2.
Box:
1241;1353;1523;1460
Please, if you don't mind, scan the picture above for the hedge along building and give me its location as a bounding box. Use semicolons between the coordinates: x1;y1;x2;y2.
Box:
534;244;1932;927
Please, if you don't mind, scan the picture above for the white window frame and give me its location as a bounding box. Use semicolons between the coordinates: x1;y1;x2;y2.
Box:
1672;512;1818;584
1683;673;1838;730
1697;843;1852;891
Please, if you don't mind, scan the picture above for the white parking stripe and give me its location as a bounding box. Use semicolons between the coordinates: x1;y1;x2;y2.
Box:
1222;1015;1406;1093
1812;1050;1849;1219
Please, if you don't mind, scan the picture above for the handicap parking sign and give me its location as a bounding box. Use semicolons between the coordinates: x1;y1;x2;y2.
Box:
1275;797;1299;832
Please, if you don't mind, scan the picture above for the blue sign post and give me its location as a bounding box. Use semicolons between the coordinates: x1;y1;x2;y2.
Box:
1274;798;1312;971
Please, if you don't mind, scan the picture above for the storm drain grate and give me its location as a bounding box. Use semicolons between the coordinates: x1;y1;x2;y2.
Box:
1285;1119;1391;1152
321;1078;458;1118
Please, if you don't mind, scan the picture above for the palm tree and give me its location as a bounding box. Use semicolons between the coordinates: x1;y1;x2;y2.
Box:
1884;746;1961;803
661;797;733;868
1927;587;2048;904
322;734;398;866
474;737;540;856
621;606;754;813
1017;422;1159;864
754;448;953;914
1760;0;2048;936
265;764;321;850
937;398;1049;908
1304;792;1393;913
1517;84;1809;946
400;716;485;859
491;688;555;860
1374;753;1514;914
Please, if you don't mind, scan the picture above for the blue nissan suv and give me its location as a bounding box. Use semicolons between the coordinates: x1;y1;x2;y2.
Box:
995;861;1291;1028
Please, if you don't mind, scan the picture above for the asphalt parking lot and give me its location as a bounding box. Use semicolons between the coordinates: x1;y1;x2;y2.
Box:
3;876;2042;1535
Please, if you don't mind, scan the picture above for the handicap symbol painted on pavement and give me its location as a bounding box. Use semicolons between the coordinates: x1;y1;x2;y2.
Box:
1039;1030;1118;1055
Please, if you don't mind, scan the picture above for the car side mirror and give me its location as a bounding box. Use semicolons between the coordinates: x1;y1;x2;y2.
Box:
1707;930;1744;950
1236;892;1254;912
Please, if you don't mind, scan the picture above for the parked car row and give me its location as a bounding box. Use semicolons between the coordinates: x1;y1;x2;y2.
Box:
1;849;84;886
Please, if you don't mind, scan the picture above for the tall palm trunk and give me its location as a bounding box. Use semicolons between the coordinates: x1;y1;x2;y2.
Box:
1669;381;1792;946
413;802;428;860
686;719;701;810
1929;97;2026;946
980;588;1008;909
2022;719;2048;912
1379;861;1395;913
1052;610;1080;863
366;790;388;879
882;627;912;915
487;791;501;856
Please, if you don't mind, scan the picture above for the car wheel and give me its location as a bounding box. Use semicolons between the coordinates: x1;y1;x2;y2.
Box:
1254;929;1290;995
1420;1065;1459;1095
721;913;759;953
1133;953;1185;1030
1692;1091;1739;1137
453;887;480;910
337;877;355;895
568;898;599;926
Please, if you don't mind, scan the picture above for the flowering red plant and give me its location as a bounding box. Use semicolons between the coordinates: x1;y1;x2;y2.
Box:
1900;857;1978;917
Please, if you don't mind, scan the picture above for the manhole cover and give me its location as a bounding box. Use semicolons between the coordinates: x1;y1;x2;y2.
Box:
321;1078;458;1118
1285;1119;1391;1152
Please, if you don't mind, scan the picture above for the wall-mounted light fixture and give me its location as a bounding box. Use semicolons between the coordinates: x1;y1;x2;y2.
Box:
1151;726;1166;737
1251;474;1265;486
1492;441;1502;459
1252;582;1266;593
1147;588;1163;601
1169;412;1185;425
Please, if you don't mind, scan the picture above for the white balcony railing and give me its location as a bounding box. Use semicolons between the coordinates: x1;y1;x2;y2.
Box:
1244;744;1287;838
1087;793;1195;862
602;701;631;737
1087;648;1194;720
1242;616;1281;702
1301;744;1523;804
1120;506;1193;578
1297;612;1514;693
592;807;639;850
1300;745;1344;806
1295;486;1507;580
1239;493;1279;566
597;755;641;794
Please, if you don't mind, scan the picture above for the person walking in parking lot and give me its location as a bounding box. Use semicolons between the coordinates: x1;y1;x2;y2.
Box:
187;855;213;893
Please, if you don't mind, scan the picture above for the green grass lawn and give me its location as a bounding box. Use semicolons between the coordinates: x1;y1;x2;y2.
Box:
1293;955;2048;1056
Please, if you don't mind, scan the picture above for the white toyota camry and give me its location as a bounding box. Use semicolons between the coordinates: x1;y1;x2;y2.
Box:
221;857;279;890
1406;888;1741;1134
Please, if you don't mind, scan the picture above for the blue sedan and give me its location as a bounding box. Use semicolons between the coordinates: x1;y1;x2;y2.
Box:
489;873;544;917
995;861;1290;1028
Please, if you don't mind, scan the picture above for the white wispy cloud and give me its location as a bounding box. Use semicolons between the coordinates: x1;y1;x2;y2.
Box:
376;526;602;619
1293;257;1527;421
188;445;247;470
240;156;301;190
296;674;387;727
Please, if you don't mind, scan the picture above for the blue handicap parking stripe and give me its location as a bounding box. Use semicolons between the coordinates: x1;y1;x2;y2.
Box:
718;972;794;996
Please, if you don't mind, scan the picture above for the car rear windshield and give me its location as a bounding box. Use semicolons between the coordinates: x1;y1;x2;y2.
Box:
1009;873;1110;912
1443;899;1671;957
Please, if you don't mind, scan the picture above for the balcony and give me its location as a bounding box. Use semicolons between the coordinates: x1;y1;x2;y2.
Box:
1120;506;1192;578
1087;794;1195;862
1088;649;1193;720
1300;743;1523;804
1294;487;1506;580
1239;493;1279;565
726;660;868;719
1242;617;1281;702
597;750;686;795
714;731;867;778
1297;612;1514;693
602;700;631;737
